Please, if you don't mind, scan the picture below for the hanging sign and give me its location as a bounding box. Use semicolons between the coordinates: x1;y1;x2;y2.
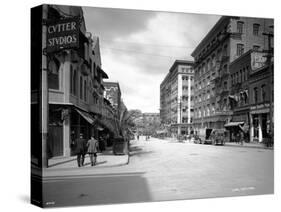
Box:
46;18;80;53
251;52;267;71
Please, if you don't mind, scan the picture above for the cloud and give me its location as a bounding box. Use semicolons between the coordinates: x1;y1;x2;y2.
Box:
83;7;220;112
83;7;156;44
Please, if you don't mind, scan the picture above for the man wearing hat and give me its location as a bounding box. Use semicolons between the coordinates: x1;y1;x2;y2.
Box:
87;135;99;166
75;133;87;167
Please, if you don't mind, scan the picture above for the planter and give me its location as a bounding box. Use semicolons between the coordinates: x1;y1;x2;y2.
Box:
113;137;128;155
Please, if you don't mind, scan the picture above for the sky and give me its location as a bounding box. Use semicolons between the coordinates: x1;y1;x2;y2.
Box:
83;7;221;113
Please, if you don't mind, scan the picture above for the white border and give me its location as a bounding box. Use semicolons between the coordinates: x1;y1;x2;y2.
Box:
0;0;279;212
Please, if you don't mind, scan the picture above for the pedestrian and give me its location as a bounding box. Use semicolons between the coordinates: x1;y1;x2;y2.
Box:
240;130;244;145
137;134;139;140
87;135;99;166
98;136;105;152
75;133;87;167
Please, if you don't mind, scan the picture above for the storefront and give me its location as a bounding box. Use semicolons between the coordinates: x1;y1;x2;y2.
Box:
250;103;271;143
47;105;97;158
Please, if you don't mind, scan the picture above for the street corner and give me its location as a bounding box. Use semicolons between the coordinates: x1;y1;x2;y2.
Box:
44;153;129;174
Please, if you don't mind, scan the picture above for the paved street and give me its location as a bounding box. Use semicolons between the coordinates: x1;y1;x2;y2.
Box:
42;137;274;207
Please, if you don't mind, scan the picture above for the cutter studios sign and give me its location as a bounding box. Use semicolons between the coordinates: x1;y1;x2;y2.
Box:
47;18;79;52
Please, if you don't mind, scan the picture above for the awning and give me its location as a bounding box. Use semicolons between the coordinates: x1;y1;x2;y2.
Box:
224;122;244;128
75;109;95;125
97;66;109;79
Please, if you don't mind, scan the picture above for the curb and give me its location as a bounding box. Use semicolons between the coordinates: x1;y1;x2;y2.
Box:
224;143;274;150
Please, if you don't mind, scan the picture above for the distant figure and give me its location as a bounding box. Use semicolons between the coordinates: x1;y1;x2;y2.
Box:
240;130;244;145
75;133;87;167
137;135;139;140
87;136;99;166
98;136;106;152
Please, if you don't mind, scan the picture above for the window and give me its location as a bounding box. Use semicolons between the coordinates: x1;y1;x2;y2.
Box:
93;63;96;76
253;24;260;36
237;44;244;56
237;21;244;33
48;58;60;90
261;84;266;102
254;87;258;103
80;76;83;99
223;64;228;74
212;54;216;67
207;59;211;71
223;81;227;89
70;66;77;95
70;65;73;94
89;59;92;76
84;80;87;101
245;66;249;80
253;45;260;51
223;99;227;111
223;44;228;56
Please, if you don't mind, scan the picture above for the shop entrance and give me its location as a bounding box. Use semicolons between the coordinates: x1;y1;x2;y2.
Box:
48;106;64;157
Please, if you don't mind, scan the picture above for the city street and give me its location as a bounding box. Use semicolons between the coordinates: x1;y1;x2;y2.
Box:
42;137;273;207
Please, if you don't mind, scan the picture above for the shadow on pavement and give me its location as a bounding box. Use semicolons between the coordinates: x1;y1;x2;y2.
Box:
83;160;107;167
48;158;77;168
129;146;154;157
42;172;152;207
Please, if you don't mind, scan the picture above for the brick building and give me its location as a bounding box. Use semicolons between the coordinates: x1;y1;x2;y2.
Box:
191;16;273;134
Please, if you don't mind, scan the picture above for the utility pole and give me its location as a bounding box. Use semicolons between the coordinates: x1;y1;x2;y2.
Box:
40;4;49;168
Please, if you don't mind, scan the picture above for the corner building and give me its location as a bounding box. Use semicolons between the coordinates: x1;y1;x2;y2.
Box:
191;16;273;133
160;60;194;137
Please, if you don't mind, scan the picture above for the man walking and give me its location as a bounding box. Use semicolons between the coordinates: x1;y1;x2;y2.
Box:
75;133;87;167
87;135;99;166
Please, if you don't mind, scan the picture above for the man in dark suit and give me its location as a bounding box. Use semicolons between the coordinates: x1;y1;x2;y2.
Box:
75;133;87;167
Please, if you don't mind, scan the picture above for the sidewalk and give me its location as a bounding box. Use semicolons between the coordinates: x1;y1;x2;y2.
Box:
224;141;273;150
41;148;129;178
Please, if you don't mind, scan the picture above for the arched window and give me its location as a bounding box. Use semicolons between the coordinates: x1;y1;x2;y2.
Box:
73;69;77;95
80;76;83;99
48;57;60;90
212;54;216;67
93;63;96;76
70;65;73;94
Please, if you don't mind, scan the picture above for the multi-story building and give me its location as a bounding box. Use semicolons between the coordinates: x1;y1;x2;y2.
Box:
248;51;273;143
191;16;273;134
31;5;113;161
143;113;160;123
228;49;251;141
160;60;194;137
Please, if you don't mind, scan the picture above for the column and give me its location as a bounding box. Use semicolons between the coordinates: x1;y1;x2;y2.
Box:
63;112;71;157
249;114;254;142
258;114;263;143
63;53;71;157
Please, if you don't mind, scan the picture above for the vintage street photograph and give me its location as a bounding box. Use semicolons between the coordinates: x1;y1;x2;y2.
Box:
31;4;274;208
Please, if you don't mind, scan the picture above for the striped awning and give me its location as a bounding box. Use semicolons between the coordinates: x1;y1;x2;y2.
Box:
75;109;95;125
